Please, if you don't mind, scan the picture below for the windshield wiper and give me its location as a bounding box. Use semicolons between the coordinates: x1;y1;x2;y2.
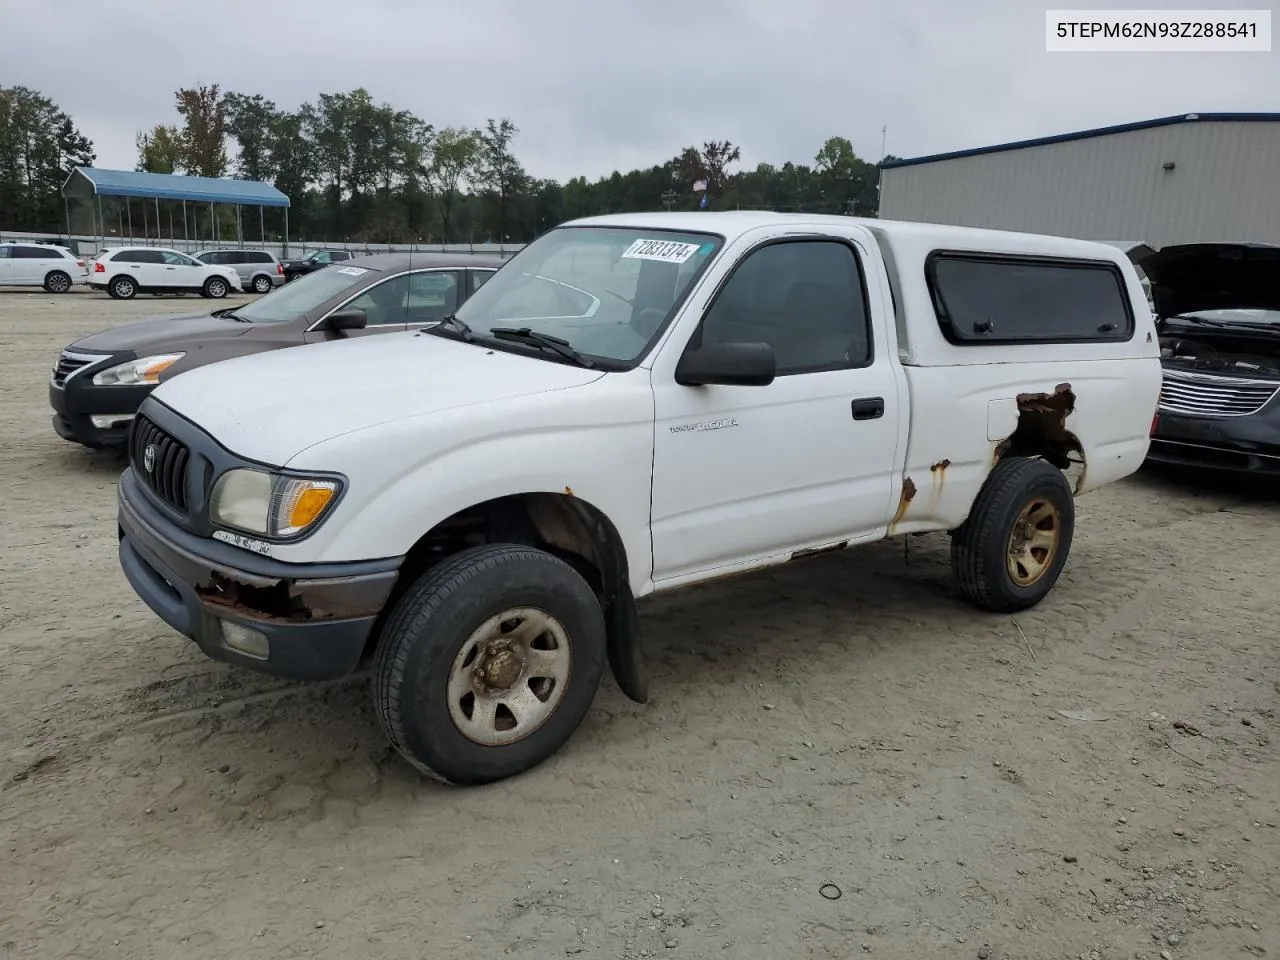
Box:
488;327;595;368
425;313;475;341
1167;313;1230;328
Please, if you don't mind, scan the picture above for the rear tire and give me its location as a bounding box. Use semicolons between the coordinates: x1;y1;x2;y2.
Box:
203;277;229;299
44;271;72;294
109;276;137;300
951;457;1075;613
252;274;272;294
373;543;607;785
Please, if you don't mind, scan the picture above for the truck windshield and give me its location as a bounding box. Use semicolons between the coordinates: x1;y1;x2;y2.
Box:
449;226;723;364
231;265;373;324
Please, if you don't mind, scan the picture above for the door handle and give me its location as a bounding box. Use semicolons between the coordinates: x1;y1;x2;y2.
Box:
851;397;885;420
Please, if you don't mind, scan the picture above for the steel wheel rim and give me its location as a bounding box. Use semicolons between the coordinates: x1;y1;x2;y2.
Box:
1006;497;1061;586
446;607;573;746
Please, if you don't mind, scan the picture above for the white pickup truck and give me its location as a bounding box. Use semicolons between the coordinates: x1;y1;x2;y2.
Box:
116;212;1162;784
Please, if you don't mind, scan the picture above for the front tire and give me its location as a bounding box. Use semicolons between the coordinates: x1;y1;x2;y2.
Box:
373;544;607;785
203;277;229;299
951;457;1075;613
109;276;137;300
44;271;72;294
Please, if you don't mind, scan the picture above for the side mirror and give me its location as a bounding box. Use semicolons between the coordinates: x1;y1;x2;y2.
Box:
325;307;367;332
675;341;776;387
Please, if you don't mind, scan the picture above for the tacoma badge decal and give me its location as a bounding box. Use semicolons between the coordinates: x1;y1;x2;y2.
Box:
669;417;739;434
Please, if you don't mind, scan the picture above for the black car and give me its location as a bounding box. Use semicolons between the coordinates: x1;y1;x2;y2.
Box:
280;248;354;282
1136;242;1280;476
50;252;502;449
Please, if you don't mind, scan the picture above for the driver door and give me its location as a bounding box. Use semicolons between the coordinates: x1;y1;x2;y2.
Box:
305;272;411;341
159;250;200;289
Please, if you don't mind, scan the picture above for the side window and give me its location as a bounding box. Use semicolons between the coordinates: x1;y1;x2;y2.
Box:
161;251;194;266
130;250;164;264
696;239;872;375
471;269;495;292
332;251;351;261
312;251;332;264
927;254;1135;344
0;247;9;260
405;271;460;322
15;246;52;259
343;274;411;326
251;252;273;264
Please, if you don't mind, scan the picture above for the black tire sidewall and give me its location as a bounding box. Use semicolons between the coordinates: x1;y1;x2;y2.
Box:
978;462;1074;609
376;545;606;785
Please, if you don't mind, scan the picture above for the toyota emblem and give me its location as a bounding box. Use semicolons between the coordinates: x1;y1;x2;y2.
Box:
143;443;156;473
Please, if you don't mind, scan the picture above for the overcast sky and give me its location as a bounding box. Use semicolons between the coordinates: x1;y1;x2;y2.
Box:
9;0;1277;182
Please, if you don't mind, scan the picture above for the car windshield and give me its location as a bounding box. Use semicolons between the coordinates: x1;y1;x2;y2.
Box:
1178;308;1280;326
449;226;723;364
231;263;375;324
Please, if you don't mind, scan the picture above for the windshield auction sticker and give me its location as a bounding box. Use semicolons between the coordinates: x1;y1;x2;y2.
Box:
620;239;701;264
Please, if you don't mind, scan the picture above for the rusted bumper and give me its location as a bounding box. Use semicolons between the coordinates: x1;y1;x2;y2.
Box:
117;470;401;680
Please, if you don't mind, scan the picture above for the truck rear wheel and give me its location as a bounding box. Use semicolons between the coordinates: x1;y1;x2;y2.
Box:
372;543;607;785
951;457;1075;613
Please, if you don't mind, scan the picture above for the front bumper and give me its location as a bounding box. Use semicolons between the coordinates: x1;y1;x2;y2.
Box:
117;469;402;680
50;372;151;448
1148;408;1280;476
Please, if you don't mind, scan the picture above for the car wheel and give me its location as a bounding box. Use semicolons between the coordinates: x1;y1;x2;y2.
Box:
951;456;1075;613
203;277;229;299
44;271;72;294
373;543;607;785
252;274;272;294
110;276;137;300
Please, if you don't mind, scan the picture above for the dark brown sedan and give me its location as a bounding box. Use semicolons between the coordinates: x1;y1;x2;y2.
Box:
50;252;505;448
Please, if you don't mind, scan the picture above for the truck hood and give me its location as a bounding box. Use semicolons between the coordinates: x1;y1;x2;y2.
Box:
69;311;253;355
149;331;607;464
1132;242;1280;319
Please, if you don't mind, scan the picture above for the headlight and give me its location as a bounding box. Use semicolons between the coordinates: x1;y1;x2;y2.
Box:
210;468;342;539
92;353;185;386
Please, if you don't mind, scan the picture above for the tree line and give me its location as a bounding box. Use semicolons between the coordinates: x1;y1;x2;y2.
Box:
3;84;895;243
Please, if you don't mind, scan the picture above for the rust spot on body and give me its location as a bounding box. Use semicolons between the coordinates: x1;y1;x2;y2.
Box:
993;383;1086;490
564;485;575;497
930;458;951;473
888;476;917;532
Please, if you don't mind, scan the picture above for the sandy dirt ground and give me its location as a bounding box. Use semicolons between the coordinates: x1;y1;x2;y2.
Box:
1;287;1277;960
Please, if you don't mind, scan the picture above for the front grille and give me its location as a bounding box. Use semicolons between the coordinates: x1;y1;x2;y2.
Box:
1159;370;1280;418
130;414;191;513
51;352;91;386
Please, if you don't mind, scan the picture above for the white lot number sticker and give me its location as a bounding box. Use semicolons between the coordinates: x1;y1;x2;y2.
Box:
620;239;700;264
212;529;274;557
335;266;368;276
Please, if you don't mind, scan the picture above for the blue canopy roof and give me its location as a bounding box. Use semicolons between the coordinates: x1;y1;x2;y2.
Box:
62;166;290;207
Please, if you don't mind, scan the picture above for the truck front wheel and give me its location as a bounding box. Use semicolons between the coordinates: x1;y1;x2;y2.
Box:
950;457;1075;613
372;543;607;785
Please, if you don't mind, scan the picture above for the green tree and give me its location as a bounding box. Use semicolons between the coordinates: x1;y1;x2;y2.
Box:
475;118;527;241
175;84;228;177
136;125;184;174
427;126;481;242
0;85;95;231
223;92;278;181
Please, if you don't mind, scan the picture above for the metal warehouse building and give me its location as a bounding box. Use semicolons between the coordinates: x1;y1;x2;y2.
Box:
878;113;1280;248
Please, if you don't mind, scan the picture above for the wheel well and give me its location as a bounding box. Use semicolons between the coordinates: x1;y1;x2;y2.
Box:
362;493;628;662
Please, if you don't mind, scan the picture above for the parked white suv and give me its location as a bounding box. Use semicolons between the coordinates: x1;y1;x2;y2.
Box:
0;242;88;293
90;247;242;299
115;212;1162;785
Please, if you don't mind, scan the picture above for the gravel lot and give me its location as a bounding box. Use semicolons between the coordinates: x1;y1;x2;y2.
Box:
2;287;1277;960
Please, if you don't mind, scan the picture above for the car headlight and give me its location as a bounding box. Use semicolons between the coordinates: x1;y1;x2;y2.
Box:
92;353;185;386
210;468;342;539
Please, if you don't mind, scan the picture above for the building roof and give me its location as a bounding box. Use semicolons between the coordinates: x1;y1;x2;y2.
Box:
61;167;290;207
881;112;1280;170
